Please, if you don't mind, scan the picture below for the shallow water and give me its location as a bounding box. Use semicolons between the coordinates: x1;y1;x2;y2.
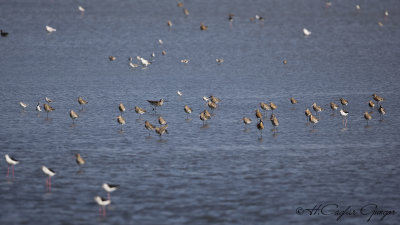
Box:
1;0;400;224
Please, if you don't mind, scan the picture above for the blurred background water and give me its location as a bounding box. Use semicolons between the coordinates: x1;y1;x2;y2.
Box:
0;0;399;224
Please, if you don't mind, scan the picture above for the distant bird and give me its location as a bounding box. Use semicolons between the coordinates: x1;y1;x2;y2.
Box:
94;196;111;217
42;165;55;190
162;50;166;55
356;5;361;10
177;90;183;96
228;13;234;22
312;103;324;116
46;25;56;33
368;100;375;111
45;97;53;103
151;52;155;58
325;1;332;8
102;183;119;200
181;59;189;64
372;93;384;105
308;114;319;128
134;106;146;118
158;39;163;45
290;97;298;104
209;96;220;104
384;10;389;17
75;153;85;166
19;102;28;111
340;98;348;108
69;110;78;123
118;103;125;115
255;109;262;121
138;57;151;66
36;102;42;112
109;56;116;61
203;109;211;119
269;102;277;112
78;97;88;110
208;101;217;110
1;30;8;37
202;96;210;102
283;60;287;64
340;109;349;127
5;154;19;177
177;2;183;7
117;115;125;130
330;102;338;112
260;102;271;115
155;125;168;137
257;120;264;137
216;58;224;64
147;99;164;112
378;21;384;27
184;105;192;119
129;62;139;68
364;112;372;125
305;108;312;122
200;112;208;125
78;6;85;12
43;103;54;118
303;28;311;36
378;105;385;120
243;117;252;128
145;120;156;135
167;20;173;27
200;22;208;30
183;8;189;16
158;116;167;125
270;114;279;131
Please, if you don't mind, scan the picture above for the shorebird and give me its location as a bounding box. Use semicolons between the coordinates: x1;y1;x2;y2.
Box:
257;120;264;137
184;105;192;119
203;109;211;119
69;110;78;123
330;102;338;112
340;98;348;108
19;102;28;111
109;56;116;61
200;22;208;30
181;59;189;64
155;125;168;137
270;114;279;132
183;8;189;16
228;13;234;22
43;103;54;118
151;52;155;58
119;103;126;115
308;114;319;128
368;100;375;111
75;153;85;166
167;20;173;27
1;30;8;37
147;99;164;112
42;165;55;190
78;6;85;12
36;103;42;112
312;103;324;116
340;109;349;127
162;50;166;56
216;58;224;64
158;39;163;45
134;106;146;118
356;5;361;10
102;183;119;200
117;115;125;130
255;109;262;121
158;116;167;125
200;112;208;125
209;96;220;104
283;60;287;64
305;108;312;122
364;112;372;125
303;28;311;36
208;101;217;110
95;196;111;217
46;25;56;33
45;97;53;103
290;97;298;105
378;105;385;120
385;10;389;17
5;154;19;177
270;102;277;113
177;2;183;7
177;90;183;96
139;57;151;67
243;117;252;128
145;120;156;135
372;93;384;105
78;97;88;110
129;62;139;68
260;102;271;115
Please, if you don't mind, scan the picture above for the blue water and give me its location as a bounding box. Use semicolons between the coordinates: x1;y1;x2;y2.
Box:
1;0;399;224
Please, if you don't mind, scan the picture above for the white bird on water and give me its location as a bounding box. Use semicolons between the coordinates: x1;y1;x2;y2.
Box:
95;196;111;216
42;165;56;190
78;6;85;12
129;62;139;68
177;90;183;96
19;102;28;110
303;28;311;36
102;183;119;200
5;154;19;177
46;25;56;33
36;103;42;112
137;56;151;67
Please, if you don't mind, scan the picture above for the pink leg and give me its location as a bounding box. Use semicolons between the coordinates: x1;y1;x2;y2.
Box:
103;207;106;216
6;166;9;177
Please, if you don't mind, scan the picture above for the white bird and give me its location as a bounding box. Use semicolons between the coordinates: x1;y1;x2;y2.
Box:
19;102;28;110
45;97;53;103
303;28;311;36
46;25;56;33
384;10;389;16
42;165;56;190
36;102;42;112
95;196;111;216
158;39;163;44
78;6;85;12
356;5;361;10
181;59;189;64
5;154;19;177
102;183;119;200
177;90;183;96
203;96;209;102
138;57;151;67
151;52;155;58
129;62;139;68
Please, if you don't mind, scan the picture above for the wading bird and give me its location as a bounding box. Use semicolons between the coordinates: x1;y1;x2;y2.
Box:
117;115;125;130
75;153;85;166
19;102;28;111
69;110;78;123
118;103;125;115
155;125;168;138
144;120;156;135
158;116;167;125
94;196;111;217
378;105;385;120
134;106;146;118
184;105;192;119
364;112;372;125
147;99;164;112
43;103;54;118
340;109;349;128
5;154;19;177
42;165;56;190
78;97;88;110
257;120;264;137
102;183;119;200
243;117;252;128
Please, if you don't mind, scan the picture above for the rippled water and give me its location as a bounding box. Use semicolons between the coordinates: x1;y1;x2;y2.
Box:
1;0;400;224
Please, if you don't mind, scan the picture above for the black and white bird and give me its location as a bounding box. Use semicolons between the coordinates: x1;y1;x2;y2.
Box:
102;183;119;200
42;166;56;190
95;196;111;216
5;154;19;177
36;102;42;112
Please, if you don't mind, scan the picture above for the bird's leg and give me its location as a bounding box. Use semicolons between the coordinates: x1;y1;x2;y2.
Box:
103;207;106;217
99;207;102;216
6;165;9;177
